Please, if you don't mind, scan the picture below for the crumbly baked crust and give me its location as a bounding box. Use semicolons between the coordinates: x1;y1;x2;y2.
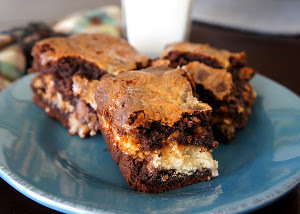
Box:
95;66;218;193
95;66;217;150
33;94;69;127
31;33;151;76
160;42;246;69
155;42;256;143
101;130;214;193
30;34;151;137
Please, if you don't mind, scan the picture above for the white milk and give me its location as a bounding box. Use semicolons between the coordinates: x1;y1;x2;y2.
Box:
122;0;193;55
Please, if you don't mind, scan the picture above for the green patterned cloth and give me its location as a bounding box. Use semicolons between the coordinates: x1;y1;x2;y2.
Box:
53;6;121;37
0;5;121;91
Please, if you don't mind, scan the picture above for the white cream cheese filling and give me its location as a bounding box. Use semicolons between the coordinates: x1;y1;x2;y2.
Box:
101;116;218;176
151;142;218;175
33;75;96;138
72;76;99;110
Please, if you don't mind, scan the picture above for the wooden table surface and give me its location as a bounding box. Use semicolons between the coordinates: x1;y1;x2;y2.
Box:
0;1;299;213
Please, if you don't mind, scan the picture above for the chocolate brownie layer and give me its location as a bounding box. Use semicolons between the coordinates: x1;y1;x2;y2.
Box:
160;42;247;69
96;66;217;150
33;94;69;127
95;66;218;193
155;42;256;143
31;74;99;137
183;62;256;141
102;130;214;193
29;34;151;137
31;34;151;76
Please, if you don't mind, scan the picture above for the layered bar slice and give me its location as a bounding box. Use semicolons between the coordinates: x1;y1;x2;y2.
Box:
154;42;256;143
30;34;151;137
95;66;218;193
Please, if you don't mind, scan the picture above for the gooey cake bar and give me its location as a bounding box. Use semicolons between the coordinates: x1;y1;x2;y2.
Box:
30;34;150;137
95;66;218;193
154;42;256;143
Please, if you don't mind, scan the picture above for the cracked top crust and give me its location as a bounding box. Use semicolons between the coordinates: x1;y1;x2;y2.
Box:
183;62;233;100
160;42;245;68
95;66;212;128
32;33;151;75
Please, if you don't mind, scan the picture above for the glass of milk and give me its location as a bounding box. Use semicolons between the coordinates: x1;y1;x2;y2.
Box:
122;0;193;55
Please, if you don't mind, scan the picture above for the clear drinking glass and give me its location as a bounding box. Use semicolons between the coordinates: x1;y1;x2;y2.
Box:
122;0;193;55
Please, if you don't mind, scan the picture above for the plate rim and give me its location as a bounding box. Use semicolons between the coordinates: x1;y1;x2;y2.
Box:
0;73;299;214
1;163;299;214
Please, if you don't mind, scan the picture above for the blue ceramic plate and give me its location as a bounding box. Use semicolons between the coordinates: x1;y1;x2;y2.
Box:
0;74;299;214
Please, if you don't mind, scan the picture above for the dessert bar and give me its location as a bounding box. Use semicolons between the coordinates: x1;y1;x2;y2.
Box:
30;34;150;137
154;42;256;143
95;66;218;193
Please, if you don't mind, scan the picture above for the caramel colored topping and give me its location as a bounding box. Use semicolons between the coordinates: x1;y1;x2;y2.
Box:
151;59;171;67
160;42;245;68
95;66;212;127
183;62;233;100
32;34;151;75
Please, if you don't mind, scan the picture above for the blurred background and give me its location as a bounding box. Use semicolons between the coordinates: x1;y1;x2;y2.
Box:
1;0;300;94
1;0;300;34
0;0;118;31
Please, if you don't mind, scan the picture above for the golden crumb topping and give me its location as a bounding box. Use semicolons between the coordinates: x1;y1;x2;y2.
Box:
32;33;150;75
